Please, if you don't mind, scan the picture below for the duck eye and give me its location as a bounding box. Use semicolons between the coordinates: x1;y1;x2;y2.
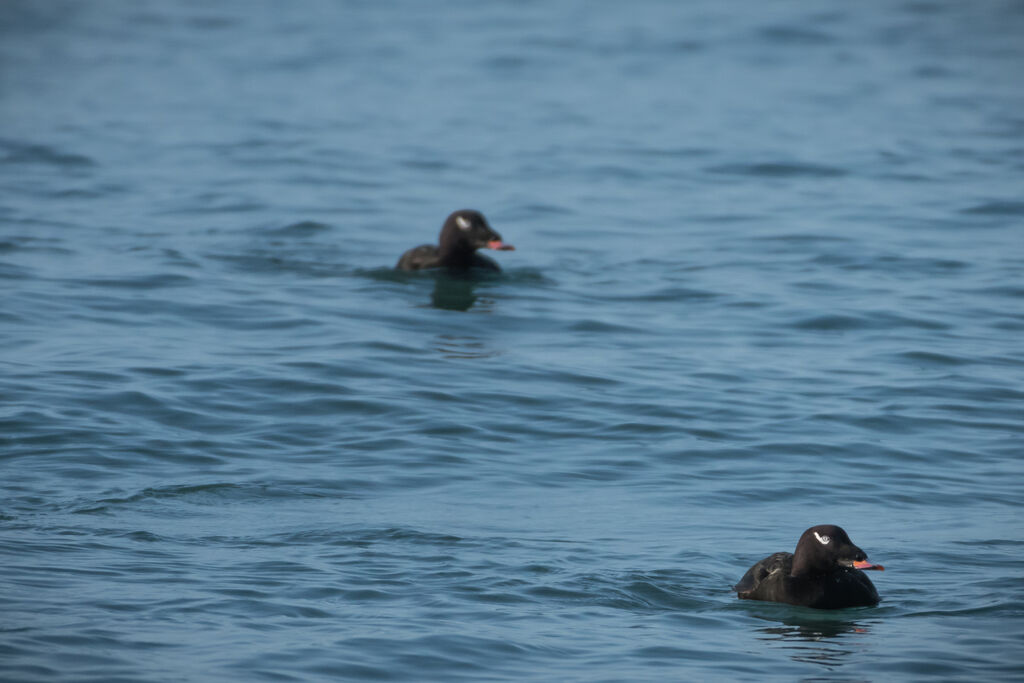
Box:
455;215;472;230
813;532;831;545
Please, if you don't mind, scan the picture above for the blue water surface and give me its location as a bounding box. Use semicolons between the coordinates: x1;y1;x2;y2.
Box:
2;1;1023;680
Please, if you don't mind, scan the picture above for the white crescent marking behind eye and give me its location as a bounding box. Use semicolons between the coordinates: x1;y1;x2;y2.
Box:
814;531;831;545
455;215;471;230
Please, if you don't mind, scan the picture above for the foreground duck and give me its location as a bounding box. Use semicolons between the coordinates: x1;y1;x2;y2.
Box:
733;525;885;609
396;209;514;272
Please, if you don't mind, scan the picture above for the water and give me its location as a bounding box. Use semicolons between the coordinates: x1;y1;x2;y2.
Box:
2;0;1023;680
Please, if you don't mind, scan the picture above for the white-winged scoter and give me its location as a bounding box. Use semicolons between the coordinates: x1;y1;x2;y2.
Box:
396;209;514;272
733;525;885;609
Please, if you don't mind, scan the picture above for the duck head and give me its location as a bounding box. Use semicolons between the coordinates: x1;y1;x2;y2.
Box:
437;209;513;264
791;524;884;576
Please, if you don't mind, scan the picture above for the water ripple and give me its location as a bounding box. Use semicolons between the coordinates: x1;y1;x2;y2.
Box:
2;1;1023;681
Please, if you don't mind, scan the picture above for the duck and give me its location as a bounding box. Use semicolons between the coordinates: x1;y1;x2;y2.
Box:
733;524;884;609
396;209;514;272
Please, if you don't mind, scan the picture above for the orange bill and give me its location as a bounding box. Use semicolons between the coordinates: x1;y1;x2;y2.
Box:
853;560;884;571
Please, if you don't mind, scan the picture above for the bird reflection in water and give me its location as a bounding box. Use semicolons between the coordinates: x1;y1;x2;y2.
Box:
432;334;501;360
429;272;496;312
755;614;873;667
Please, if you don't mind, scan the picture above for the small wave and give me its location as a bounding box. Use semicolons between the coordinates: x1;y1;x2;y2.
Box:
903;602;1021;619
960;200;1024;216
0;262;33;280
497;267;556;286
789;312;950;332
568;318;641;334
432;335;503;360
621;146;714;159
262;220;333;237
185;15;237;31
205;250;343;278
756;25;836;45
875;254;969;273
85;389;249;432
516;202;575;216
0;236;74;256
481;54;534;71
67;273;195;290
0;140;96;167
159;192;267;215
249;526;467;549
356;266;416;283
706;162;847;178
400;156;458;172
755;233;855;245
607;285;720;303
73;480;374;516
964;285;1024;299
897;350;971;366
80;482;248;510
789;313;865;331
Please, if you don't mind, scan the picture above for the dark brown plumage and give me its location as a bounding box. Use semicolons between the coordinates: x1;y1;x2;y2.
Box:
396;209;514;272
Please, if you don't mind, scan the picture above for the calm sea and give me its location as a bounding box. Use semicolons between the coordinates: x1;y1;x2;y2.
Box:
2;1;1023;680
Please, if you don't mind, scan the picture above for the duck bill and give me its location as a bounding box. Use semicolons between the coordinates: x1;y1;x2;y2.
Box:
853;560;884;571
486;240;515;251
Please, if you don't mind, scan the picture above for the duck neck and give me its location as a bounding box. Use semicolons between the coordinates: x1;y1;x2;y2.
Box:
791;556;834;577
438;241;476;267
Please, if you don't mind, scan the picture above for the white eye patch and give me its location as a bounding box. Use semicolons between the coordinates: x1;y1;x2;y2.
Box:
455;215;471;230
814;532;831;545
